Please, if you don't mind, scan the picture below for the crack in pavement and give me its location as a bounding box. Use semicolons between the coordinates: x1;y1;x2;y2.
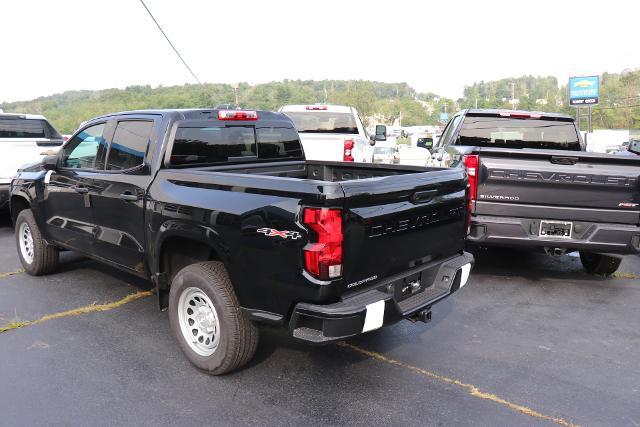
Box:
0;269;25;279
0;290;154;333
338;342;579;426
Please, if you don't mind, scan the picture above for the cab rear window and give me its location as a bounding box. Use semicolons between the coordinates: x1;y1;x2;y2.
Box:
0;118;45;138
170;126;303;165
456;116;581;151
284;112;358;134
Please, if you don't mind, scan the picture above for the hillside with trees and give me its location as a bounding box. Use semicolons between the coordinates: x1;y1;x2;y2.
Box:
2;70;639;134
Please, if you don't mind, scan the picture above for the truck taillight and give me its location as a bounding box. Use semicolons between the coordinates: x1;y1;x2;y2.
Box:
343;139;354;162
302;208;343;280
218;110;258;120
463;154;479;234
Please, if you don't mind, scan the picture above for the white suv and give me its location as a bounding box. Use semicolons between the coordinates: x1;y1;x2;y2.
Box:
0;113;64;210
279;104;378;162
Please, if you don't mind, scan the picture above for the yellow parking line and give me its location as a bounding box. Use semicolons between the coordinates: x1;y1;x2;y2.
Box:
339;342;578;427
0;269;25;279
0;290;153;333
612;272;639;280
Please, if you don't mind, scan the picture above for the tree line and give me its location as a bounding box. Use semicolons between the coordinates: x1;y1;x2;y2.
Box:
2;70;638;134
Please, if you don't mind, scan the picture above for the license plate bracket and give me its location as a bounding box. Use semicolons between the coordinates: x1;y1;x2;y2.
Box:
539;220;572;238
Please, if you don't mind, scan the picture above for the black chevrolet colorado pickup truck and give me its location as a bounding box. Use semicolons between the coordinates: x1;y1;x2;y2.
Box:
431;109;640;275
10;109;473;374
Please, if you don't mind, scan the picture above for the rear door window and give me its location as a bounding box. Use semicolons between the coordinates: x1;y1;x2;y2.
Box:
106;120;153;170
0;118;45;138
456;115;580;150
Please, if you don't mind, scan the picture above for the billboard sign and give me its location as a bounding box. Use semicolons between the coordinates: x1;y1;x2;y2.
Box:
439;112;449;122
569;76;599;106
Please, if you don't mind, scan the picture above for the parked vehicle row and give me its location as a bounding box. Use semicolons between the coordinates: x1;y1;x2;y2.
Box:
10;108;473;375
6;105;639;375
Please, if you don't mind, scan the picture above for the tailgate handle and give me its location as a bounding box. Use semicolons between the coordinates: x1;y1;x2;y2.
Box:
411;189;438;204
550;156;578;165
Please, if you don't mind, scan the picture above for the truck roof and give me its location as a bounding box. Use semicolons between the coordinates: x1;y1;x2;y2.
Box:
279;104;354;114
0;112;47;120
465;108;574;120
88;108;294;123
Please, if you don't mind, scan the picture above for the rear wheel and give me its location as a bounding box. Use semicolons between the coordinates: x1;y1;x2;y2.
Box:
169;261;258;375
579;252;622;276
15;210;59;275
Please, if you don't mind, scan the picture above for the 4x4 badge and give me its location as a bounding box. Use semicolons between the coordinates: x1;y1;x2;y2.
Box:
257;228;302;240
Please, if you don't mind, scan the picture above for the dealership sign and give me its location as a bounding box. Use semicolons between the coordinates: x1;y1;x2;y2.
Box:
569;76;599;106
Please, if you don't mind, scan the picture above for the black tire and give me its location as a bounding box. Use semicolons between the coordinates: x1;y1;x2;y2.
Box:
579;252;622;276
15;209;59;275
169;261;258;375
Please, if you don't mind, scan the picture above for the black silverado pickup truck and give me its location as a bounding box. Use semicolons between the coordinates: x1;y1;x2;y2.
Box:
10;109;473;374
431;109;640;275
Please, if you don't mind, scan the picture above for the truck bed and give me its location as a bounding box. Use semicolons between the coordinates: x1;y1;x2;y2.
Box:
189;160;437;181
152;160;468;313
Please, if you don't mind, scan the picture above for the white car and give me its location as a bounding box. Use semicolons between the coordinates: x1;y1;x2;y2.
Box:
279;104;376;162
0;113;64;210
372;145;399;164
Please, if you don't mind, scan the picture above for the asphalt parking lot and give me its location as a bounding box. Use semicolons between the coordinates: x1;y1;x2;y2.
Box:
0;216;639;426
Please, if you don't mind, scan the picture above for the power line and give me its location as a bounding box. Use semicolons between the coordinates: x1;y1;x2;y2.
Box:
139;0;201;84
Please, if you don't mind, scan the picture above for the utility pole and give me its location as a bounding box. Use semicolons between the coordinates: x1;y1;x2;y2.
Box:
511;82;516;110
475;97;478;109
444;100;447;115
231;82;239;106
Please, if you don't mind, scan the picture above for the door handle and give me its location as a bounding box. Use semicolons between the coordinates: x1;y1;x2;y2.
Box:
119;192;139;202
550;156;578;165
74;186;89;194
411;189;438;204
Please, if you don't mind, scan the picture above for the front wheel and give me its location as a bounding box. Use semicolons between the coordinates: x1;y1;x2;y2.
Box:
168;261;258;375
579;252;622;276
15;209;59;275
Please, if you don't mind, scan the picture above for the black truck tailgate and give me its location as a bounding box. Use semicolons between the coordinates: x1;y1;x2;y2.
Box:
339;168;468;286
474;148;640;225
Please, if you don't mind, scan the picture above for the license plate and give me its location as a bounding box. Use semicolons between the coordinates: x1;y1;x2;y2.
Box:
539;220;572;238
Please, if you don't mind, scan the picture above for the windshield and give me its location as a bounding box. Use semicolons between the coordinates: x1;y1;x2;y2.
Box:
283;112;358;134
456;116;580;150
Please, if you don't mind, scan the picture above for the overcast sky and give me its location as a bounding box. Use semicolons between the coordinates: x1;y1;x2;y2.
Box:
1;0;638;103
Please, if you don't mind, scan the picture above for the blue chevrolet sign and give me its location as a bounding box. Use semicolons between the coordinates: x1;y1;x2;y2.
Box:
569;76;599;106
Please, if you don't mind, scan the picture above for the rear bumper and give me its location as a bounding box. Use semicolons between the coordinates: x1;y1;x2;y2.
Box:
0;184;9;210
289;252;474;344
468;215;640;255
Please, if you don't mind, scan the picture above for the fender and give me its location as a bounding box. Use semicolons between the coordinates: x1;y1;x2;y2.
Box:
150;219;231;276
150;219;234;309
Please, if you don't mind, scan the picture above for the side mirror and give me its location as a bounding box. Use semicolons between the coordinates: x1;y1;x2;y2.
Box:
42;155;58;171
629;140;640;155
368;135;376;146
375;125;387;141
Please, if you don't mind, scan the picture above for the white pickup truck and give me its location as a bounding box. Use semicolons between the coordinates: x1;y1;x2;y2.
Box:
279;104;381;162
0;113;64;210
